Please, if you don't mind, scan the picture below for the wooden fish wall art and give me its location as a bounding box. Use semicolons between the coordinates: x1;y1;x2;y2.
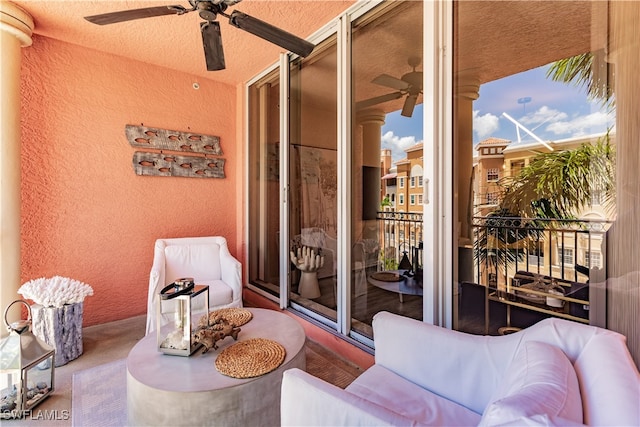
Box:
126;125;225;179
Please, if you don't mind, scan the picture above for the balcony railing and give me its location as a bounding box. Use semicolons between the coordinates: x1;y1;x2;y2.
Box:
374;211;610;286
376;210;423;271
471;215;611;286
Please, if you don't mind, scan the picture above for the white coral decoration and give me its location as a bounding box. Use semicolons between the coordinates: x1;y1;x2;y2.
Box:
18;276;94;308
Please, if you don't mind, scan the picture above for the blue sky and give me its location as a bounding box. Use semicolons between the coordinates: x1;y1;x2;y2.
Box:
381;64;614;163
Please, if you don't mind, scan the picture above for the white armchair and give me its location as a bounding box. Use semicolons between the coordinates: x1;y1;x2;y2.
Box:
145;236;242;335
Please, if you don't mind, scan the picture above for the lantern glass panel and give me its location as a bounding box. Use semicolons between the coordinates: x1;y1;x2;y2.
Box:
1;369;20;417
23;355;54;411
157;284;209;356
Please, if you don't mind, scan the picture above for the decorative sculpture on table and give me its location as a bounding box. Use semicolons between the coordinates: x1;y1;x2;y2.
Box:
193;313;241;353
290;246;324;299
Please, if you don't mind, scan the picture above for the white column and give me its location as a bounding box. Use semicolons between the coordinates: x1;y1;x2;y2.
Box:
454;69;480;245
356;110;385;239
0;2;33;328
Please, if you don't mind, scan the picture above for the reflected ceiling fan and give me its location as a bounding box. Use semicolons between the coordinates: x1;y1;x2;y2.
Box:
84;0;315;71
357;57;423;117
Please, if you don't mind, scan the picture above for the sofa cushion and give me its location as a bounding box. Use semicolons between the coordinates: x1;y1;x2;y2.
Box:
346;364;482;426
164;243;221;282
480;340;583;426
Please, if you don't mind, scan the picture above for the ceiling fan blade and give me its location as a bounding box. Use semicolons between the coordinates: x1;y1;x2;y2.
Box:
401;94;418;117
201;21;226;71
356;92;403;110
372;74;410;91
227;10;314;58
84;5;188;25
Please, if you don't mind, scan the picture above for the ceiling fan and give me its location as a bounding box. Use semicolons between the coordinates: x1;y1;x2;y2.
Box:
84;0;315;71
357;57;423;117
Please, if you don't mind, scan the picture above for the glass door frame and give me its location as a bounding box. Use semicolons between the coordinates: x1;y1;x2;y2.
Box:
423;0;454;328
244;0;452;342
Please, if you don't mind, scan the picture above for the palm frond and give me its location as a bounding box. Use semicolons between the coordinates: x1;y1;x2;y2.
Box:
546;50;615;110
500;133;615;219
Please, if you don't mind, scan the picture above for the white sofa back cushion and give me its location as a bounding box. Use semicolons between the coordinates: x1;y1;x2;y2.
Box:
480;340;583;426
574;333;640;426
164;243;221;283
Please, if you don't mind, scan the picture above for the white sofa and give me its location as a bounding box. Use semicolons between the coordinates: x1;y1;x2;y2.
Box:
282;312;640;426
145;236;242;334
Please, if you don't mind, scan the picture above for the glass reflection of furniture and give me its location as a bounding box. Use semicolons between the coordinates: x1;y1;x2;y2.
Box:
484;271;589;334
368;269;423;303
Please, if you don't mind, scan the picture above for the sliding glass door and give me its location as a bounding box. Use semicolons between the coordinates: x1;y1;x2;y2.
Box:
288;37;339;323
350;1;424;339
248;1;426;343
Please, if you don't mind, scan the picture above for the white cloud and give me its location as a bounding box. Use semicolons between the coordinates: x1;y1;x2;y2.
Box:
545;111;613;137
381;130;419;162
519;106;568;127
473;110;500;140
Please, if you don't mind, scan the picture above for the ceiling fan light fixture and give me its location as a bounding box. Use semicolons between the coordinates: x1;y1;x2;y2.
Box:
227;10;314;58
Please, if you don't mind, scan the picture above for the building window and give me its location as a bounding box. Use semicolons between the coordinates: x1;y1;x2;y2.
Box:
418;194;423;204
487;192;499;205
418;176;423;187
585;251;601;268
487;168;499;181
511;160;525;177
410;195;415;205
490;147;496;154
399;177;405;188
399;194;404;205
410;176;416;187
558;247;574;266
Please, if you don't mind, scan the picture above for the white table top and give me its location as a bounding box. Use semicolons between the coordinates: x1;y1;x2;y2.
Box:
126;307;306;392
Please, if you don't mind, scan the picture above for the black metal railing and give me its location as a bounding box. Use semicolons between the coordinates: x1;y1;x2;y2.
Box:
373;212;610;288
471;216;611;287
376;211;423;271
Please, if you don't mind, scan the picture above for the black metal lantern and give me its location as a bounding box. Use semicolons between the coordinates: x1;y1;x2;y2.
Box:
157;278;209;356
0;300;55;419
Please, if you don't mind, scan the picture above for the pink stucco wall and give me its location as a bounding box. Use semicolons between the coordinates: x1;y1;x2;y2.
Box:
20;35;241;326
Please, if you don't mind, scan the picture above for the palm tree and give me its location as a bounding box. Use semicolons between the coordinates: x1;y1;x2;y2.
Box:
499;50;616;220
546;49;614;109
499;134;615;219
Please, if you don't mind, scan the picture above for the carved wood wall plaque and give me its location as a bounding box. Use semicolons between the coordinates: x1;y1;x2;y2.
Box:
133;151;225;179
126;125;222;155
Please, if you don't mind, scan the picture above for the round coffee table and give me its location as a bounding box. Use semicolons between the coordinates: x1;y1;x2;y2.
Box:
368;270;423;302
126;308;306;426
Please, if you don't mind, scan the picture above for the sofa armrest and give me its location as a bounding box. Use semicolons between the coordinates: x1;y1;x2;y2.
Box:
281;368;420;427
372;311;520;414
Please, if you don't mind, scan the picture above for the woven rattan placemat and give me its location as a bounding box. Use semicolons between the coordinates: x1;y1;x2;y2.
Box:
215;338;286;379
202;308;253;327
370;271;404;282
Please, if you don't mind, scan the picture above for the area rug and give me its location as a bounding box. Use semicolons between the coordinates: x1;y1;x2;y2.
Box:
72;358;127;427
